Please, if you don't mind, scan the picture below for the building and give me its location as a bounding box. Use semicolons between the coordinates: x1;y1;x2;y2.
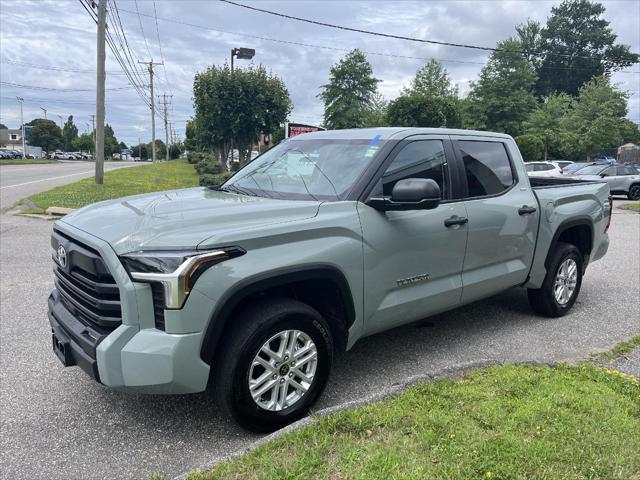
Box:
0;128;44;158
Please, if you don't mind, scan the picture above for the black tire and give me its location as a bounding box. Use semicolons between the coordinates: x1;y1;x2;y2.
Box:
628;184;640;201
528;242;583;317
213;298;333;432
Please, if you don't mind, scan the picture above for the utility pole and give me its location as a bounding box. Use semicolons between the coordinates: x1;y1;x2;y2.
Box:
17;97;25;159
139;60;163;162
40;107;47;119
159;93;172;161
95;0;107;184
138;137;142;161
57;115;63;130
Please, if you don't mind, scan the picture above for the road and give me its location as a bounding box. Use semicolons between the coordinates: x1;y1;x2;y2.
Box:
0;193;638;479
0;161;139;212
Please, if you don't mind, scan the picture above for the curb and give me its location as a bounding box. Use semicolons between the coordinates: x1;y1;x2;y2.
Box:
171;358;498;480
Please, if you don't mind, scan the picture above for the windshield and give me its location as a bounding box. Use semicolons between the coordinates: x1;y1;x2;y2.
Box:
222;137;386;201
573;165;606;175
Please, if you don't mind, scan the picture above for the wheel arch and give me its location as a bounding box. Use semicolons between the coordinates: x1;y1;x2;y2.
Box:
545;217;594;271
200;265;356;365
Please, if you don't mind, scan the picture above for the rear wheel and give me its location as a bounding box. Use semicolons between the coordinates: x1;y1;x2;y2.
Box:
213;298;333;432
528;242;583;317
628;184;640;200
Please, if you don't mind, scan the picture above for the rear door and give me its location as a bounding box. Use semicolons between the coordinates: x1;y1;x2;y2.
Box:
357;135;468;335
450;136;540;304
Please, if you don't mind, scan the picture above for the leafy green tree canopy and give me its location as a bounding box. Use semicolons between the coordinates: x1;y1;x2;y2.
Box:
0;123;8;130
535;0;639;96
387;94;461;128
73;133;94;154
62;115;78;152
26;118;62;153
464;38;538;136
515;134;544;161
192;64;291;166
403;59;458;98
318;49;380;129
524;93;572;160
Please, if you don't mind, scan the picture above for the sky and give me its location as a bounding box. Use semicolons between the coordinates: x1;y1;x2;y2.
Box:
0;0;639;147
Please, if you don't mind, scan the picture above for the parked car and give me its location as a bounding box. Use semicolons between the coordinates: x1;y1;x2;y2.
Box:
570;164;640;200
551;160;574;171
0;149;21;159
48;128;612;431
592;155;616;164
0;150;12;159
561;162;594;175
525;161;562;177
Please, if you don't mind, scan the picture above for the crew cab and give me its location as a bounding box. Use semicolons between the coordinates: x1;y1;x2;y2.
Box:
48;128;611;431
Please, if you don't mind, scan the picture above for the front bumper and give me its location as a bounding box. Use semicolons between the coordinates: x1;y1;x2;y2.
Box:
49;221;212;394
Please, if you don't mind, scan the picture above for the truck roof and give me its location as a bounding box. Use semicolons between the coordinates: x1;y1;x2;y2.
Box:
294;127;512;141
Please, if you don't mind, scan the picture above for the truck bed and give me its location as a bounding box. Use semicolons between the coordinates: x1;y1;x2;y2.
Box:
529;176;602;189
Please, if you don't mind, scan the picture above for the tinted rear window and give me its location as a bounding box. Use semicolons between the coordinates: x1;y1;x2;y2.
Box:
459;141;514;197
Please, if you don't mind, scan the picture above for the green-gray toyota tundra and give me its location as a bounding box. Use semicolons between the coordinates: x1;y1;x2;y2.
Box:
48;128;612;431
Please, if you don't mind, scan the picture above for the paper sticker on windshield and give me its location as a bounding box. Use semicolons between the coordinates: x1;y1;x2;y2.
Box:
364;146;379;158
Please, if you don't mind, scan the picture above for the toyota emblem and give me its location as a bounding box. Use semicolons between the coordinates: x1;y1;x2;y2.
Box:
57;245;67;269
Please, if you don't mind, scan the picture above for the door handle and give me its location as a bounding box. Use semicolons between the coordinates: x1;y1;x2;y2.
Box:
518;205;537;215
444;216;468;227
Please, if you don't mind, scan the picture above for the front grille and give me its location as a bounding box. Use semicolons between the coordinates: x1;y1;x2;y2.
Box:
150;282;166;330
51;229;122;333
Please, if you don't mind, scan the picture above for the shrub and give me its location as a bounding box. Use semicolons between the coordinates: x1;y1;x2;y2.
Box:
199;171;234;187
195;159;224;175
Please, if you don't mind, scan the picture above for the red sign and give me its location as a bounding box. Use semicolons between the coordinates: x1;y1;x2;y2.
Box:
287;123;325;138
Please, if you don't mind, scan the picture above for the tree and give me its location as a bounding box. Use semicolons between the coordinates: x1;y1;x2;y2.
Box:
73;133;94;154
524;93;572;160
26;118;62;154
119;141;128;150
131;142;148;160
560;76;634;160
362;93;389;128
192;64;292;167
318;49;380;129
464;38;538;136
0;123;7;129
515;134;544;161
535;0;639;96
62;115;78;152
403;59;458;98
104;124;120;157
515;19;542;67
387;94;461;128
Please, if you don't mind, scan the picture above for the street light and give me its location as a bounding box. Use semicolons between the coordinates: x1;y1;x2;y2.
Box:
57;115;63;130
230;47;255;72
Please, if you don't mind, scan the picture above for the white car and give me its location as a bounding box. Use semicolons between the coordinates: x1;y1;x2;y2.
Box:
551;160;574;173
525;161;562;177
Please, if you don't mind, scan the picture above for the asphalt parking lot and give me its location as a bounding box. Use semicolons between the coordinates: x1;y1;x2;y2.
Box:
0;200;638;480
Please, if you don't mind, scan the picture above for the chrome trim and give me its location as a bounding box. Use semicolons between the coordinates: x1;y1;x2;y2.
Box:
130;250;227;308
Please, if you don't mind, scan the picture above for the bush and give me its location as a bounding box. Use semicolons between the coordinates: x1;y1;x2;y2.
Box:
515;134;544;161
199;171;234;187
195;159;224;175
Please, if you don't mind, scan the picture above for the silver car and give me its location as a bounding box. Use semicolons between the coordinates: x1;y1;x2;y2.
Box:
571;164;640;200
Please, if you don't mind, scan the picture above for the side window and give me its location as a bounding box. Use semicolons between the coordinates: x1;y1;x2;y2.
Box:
459;141;514;197
602;167;616;176
381;140;449;198
618;166;634;176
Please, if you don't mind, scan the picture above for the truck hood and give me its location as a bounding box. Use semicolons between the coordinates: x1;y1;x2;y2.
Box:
60;187;321;254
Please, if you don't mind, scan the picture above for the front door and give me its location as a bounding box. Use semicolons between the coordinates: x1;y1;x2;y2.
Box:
358;137;468;335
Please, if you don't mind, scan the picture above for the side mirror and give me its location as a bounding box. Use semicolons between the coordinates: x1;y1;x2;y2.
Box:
600;173;608;178
367;178;441;211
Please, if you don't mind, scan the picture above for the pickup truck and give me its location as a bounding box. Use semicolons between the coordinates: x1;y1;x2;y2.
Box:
48;128;611;431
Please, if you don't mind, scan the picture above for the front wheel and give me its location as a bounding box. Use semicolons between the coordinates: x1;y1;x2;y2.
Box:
528;242;583;317
628;184;640;200
213;298;333;432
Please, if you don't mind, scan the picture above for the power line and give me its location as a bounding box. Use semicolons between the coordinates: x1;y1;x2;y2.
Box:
133;0;153;60
0;81;136;92
107;0;148;88
152;0;173;95
118;7;640;74
220;0;640;62
1;58;126;75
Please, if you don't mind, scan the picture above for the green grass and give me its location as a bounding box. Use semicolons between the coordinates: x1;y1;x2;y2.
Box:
24;160;198;213
592;336;640;362
188;364;639;480
0;158;56;165
622;202;640;212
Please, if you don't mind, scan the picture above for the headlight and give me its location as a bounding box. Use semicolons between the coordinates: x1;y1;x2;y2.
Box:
120;247;245;308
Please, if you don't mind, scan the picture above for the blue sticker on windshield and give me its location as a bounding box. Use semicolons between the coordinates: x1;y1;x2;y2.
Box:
370;134;381;145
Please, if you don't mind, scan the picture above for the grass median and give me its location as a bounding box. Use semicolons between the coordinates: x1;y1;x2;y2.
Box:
1;158;56;165
184;363;639;480
24;159;198;213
